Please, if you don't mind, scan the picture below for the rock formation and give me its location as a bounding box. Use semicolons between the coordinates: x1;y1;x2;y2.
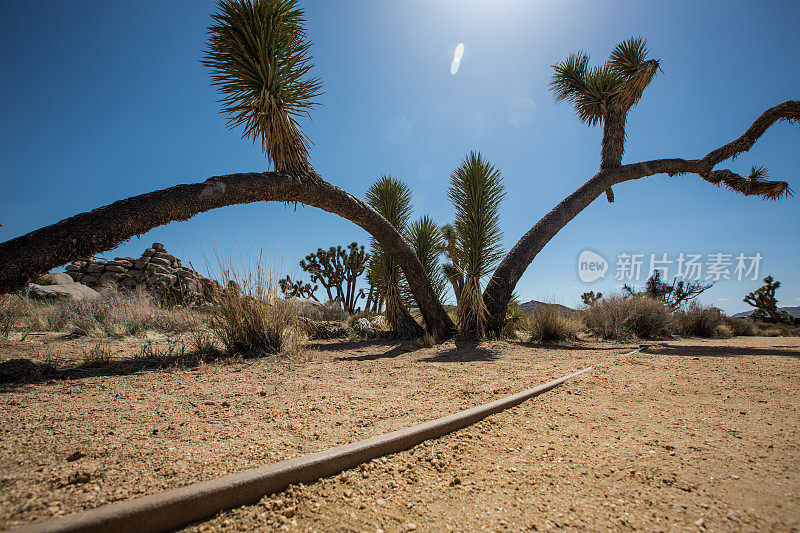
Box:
64;243;220;305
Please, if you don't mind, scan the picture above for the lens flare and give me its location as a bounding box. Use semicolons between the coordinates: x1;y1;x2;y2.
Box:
454;43;464;61
450;43;464;75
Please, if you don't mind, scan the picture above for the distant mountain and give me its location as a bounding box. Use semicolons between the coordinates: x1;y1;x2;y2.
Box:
731;306;800;319
519;300;576;316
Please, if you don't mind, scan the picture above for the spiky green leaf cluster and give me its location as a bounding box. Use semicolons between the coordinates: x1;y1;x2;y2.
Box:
448;151;505;281
550;37;659;126
749;164;769;182
365;175;414;303
365;175;414;231
202;0;321;173
408;215;447;302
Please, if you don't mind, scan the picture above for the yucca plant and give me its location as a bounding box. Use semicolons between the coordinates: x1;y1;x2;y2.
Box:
202;0;322;173
448;151;505;339
407;215;448;304
365;176;424;337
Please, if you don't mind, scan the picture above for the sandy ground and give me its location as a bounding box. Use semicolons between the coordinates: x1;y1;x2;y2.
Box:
0;335;798;531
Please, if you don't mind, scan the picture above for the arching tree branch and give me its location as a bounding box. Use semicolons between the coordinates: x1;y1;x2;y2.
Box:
0;172;457;339
484;100;798;335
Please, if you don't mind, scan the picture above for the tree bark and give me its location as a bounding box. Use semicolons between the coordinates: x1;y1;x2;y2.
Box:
599;99;627;202
0;171;457;340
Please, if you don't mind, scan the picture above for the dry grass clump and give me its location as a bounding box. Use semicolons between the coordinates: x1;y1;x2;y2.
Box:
209;261;300;358
584;294;670;340
82;342;113;368
672;303;724;338
23;287;198;337
527;305;581;343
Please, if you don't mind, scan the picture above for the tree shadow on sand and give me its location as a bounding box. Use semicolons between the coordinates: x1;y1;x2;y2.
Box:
642;342;800;359
0;348;244;390
421;338;498;362
503;339;639;352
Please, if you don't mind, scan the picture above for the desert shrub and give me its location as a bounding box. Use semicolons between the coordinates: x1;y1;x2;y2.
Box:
754;321;800;337
412;332;435;348
673;303;724;338
627;296;672;339
583;294;670;340
209;262;299;357
583;295;631;340
725;317;757;337
715;323;733;338
22;287;197;337
527;305;581;343
584;294;671;340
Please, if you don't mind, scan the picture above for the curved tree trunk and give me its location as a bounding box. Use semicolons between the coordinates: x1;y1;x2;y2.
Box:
483;172;615;336
0;171;456;340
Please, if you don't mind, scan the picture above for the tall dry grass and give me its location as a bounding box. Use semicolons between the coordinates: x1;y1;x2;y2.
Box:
209;256;301;357
1;294;26;339
21;287;198;337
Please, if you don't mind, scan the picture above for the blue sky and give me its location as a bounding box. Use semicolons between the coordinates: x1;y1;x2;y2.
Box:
1;0;798;314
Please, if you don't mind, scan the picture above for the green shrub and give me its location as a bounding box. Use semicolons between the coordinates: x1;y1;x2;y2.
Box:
673;303;723;337
501;300;527;339
527;305;581;343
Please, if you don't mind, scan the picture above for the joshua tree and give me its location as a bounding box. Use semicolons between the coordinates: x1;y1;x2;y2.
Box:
481;38;795;336
0;14;796;343
278;274;318;301
0;0;456;340
365;176;425;337
743;275;792;324
581;291;603;306
448;151;505;339
622;271;713;310
298;243;368;312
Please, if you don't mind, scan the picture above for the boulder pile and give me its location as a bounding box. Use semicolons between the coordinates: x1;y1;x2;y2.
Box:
65;243;220;305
